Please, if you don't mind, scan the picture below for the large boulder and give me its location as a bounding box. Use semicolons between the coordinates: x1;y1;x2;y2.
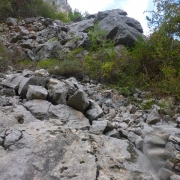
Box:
33;41;62;61
26;85;48;100
90;120;114;134
24;99;90;130
47;80;68;105
6;17;18;26
85;100;103;121
68;18;94;33
94;9;128;22
1;74;24;90
67;89;89;112
146;107;161;124
24;100;51;120
97;11;144;47
18;76;48;99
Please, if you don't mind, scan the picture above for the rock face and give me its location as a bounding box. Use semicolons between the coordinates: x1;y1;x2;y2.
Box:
0;68;180;179
95;9;143;47
44;0;71;15
2;9;145;61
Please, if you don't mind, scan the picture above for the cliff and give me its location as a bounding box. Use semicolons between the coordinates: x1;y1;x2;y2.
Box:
45;0;71;14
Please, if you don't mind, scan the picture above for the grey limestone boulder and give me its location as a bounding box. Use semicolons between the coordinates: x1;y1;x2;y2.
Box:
128;132;140;143
18;76;48;99
120;16;143;33
24;100;51;120
34;69;50;77
170;174;180;180
47;81;68;105
4;129;22;148
135;137;144;149
33;41;62;60
146;107;161;124
24;17;36;24
98;13;143;47
6;17;17;26
105;129;120;139
19;39;33;49
67;89;89;112
26;85;48;100
158;168;174;180
94;9;127;22
144;133;168;146
0;88;15;97
22;69;34;77
1;74;24;90
85;100;103;121
65;31;91;49
48;104;90;130
18;26;29;36
68;18;94;33
24;99;90;129
9;33;22;43
90;120;114;134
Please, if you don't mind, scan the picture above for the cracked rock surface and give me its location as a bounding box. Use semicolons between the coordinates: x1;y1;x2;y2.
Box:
0;68;180;180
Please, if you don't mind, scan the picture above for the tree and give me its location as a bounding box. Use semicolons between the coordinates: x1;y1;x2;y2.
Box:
146;0;180;37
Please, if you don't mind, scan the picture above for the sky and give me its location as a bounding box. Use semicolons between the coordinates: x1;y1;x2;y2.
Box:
68;0;154;35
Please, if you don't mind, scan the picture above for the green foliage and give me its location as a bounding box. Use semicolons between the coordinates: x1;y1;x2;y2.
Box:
146;0;180;37
0;0;70;23
37;48;85;78
85;24;138;91
37;59;59;69
0;0;12;21
0;43;9;72
140;99;156;110
13;59;37;70
55;12;70;23
130;0;180;97
68;9;89;22
48;37;58;43
50;58;84;78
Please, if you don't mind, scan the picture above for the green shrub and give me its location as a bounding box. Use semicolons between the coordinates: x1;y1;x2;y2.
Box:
37;48;86;78
49;58;84;78
128;26;180;97
55;12;70;23
0;0;70;23
0;43;9;72
84;25;137;91
68;9;88;22
37;59;59;69
13;59;37;70
0;0;12;21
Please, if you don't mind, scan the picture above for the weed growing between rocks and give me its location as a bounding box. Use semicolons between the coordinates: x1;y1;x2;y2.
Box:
37;48;86;79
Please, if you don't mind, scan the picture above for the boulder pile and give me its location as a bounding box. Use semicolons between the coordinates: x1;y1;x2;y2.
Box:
0;67;180;179
0;9;144;61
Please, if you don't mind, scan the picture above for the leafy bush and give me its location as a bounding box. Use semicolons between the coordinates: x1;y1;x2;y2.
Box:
128;21;180;97
84;25;137;91
55;12;70;23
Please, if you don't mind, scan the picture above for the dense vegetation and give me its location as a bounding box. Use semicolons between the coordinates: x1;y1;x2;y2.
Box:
0;0;86;22
0;0;180;98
